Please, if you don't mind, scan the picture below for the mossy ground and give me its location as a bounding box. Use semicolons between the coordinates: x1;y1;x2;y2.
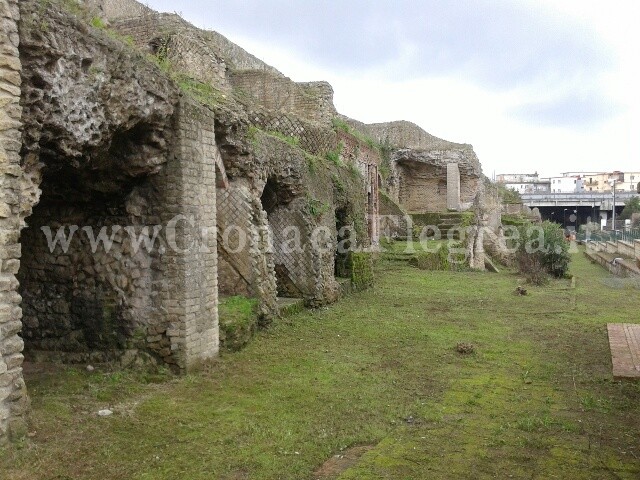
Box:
1;250;639;479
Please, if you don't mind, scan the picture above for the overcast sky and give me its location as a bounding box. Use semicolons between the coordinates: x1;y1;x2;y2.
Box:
144;0;639;178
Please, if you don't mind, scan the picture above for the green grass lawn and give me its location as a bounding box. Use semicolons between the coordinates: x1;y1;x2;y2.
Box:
1;250;639;479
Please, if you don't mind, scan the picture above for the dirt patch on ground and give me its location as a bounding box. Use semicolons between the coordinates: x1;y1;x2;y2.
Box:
313;445;376;479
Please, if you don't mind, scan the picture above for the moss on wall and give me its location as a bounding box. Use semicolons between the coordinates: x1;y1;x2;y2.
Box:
350;252;374;291
218;296;259;352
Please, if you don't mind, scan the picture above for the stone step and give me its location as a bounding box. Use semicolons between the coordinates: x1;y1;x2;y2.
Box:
276;297;305;318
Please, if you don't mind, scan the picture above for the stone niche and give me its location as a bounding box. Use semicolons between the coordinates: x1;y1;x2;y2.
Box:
15;0;221;371
397;161;449;213
18;97;220;370
260;176;315;299
391;148;481;213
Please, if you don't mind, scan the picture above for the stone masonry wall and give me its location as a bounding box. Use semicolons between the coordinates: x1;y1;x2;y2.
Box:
102;0;278;75
109;13;231;93
0;0;28;442
17;98;219;372
217;182;277;319
342;117;470;151
18;202;156;364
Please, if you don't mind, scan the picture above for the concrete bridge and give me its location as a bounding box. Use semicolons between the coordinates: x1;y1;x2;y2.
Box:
521;192;636;210
521;191;638;227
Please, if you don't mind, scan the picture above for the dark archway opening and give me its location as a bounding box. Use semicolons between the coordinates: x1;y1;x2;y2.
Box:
260;177;302;299
18;123;167;365
334;207;352;278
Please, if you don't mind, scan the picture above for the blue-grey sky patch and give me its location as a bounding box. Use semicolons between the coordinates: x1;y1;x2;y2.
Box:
142;0;639;176
512;93;619;128
148;0;612;91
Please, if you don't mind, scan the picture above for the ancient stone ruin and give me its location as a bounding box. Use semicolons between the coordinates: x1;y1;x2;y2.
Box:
0;0;496;441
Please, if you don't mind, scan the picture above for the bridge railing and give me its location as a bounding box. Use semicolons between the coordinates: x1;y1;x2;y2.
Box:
577;228;640;243
521;191;637;203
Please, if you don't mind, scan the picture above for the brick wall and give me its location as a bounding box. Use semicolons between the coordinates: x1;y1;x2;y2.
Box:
0;0;28;442
154;98;219;371
231;71;337;126
398;164;448;213
338;132;381;244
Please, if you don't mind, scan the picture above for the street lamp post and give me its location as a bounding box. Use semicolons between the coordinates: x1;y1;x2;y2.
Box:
563;208;567;228
611;179;617;239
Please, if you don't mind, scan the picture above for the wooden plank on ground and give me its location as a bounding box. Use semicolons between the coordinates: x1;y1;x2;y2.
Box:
607;323;640;380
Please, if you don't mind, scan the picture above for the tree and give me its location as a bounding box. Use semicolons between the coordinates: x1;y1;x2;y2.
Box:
618;196;640;221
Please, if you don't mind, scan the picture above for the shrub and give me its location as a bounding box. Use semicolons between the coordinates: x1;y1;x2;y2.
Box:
515;251;549;285
516;221;570;281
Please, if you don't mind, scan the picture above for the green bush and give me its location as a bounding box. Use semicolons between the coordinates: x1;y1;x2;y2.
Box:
619;196;640;220
516;221;570;280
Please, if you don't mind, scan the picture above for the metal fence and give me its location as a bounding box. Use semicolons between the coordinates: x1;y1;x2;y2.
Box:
577;228;640;243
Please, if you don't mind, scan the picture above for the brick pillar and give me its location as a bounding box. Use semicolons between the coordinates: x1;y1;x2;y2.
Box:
0;0;29;442
446;163;460;211
158;99;219;371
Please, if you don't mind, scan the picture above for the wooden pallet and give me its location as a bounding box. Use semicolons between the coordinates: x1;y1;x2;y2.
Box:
607;324;640;380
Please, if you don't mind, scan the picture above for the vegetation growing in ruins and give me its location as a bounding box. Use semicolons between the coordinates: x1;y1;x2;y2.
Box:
174;75;227;108
496;183;523;204
325;142;344;167
218;296;259;352
501;213;532;227
331;117;381;151
41;0;86;19
349;252;374;290
3;251;639;479
266;130;301;148
618;195;640;220
305;195;331;219
408;241;469;271
378;140;393;181
304;153;318;174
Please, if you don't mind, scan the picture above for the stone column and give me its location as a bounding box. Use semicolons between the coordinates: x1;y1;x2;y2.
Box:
446;162;460;211
0;0;29;442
